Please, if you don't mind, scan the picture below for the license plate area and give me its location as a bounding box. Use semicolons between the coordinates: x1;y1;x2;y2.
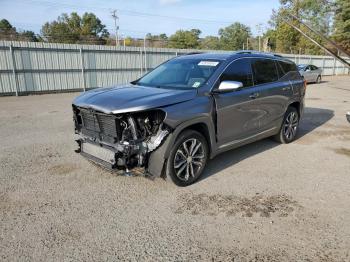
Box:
81;142;116;165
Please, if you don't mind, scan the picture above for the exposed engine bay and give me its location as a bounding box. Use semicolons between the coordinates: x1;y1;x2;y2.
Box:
73;106;169;171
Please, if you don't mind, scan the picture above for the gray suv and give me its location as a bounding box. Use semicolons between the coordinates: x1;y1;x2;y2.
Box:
72;51;305;186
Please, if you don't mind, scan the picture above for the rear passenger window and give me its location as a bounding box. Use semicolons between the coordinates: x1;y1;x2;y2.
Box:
220;58;253;88
251;59;278;85
278;60;299;80
278;61;297;74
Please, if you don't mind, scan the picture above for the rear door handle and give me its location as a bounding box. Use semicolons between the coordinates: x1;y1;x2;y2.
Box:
282;86;291;91
249;93;259;99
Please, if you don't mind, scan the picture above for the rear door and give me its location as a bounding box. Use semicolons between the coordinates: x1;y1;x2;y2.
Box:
251;58;292;131
311;65;320;81
213;58;263;146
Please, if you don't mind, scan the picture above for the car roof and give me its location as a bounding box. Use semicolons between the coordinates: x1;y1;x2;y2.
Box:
175;52;233;61
176;50;294;63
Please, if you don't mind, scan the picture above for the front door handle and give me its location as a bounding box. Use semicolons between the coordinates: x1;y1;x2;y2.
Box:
249;93;259;99
282;86;291;91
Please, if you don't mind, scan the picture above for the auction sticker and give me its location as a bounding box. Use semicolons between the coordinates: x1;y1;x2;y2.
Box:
198;61;219;67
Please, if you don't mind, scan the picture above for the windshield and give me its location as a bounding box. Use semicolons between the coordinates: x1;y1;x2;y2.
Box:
135;58;221;89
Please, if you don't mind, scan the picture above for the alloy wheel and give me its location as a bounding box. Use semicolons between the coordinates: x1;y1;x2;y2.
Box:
283;111;298;140
173;138;205;181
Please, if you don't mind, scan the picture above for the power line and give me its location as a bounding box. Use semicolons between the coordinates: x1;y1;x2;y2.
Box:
21;0;235;25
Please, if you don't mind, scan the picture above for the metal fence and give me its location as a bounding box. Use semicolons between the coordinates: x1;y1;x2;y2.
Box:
0;40;349;96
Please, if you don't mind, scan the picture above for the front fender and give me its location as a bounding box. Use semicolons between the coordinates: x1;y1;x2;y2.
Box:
147;117;217;177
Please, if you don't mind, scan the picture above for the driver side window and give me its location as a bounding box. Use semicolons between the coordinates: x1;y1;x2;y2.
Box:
220;58;253;88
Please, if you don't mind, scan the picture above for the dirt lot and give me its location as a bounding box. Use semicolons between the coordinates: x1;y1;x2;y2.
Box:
1;76;350;261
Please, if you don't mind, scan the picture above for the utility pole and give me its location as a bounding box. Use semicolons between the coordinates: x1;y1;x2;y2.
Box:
256;23;263;52
111;10;119;47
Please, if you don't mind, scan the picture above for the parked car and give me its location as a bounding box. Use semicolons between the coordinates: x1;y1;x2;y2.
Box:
72;51;305;186
298;64;322;83
347;112;350;123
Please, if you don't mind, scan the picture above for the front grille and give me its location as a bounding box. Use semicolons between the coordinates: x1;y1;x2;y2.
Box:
98;114;118;136
81;110;100;131
79;109;119;138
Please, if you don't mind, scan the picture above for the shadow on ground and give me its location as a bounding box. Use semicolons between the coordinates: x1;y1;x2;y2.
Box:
199;107;334;181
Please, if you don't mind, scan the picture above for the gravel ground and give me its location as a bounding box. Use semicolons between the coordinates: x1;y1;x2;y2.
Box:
1;76;350;261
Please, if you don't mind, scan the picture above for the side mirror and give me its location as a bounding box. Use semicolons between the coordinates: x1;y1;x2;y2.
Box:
305;68;311;72
216;81;243;93
346;112;350;123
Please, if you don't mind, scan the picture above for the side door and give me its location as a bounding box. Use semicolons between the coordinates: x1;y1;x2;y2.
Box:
213;58;263;146
304;65;313;82
251;58;293;131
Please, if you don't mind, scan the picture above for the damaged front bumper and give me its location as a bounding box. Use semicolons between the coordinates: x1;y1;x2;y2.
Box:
73;106;170;174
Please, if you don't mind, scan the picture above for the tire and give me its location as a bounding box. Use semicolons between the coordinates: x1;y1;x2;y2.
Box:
316;75;321;83
165;130;208;186
274;107;300;144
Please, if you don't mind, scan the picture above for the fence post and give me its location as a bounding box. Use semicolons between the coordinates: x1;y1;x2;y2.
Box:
9;45;19;96
144;46;147;73
333;57;336;76
322;57;325;76
79;48;86;92
140;49;143;75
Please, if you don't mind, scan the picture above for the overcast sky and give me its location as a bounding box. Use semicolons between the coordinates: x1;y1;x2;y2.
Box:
0;0;280;37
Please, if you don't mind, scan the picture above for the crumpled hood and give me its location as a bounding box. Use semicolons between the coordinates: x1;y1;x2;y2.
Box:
73;84;197;114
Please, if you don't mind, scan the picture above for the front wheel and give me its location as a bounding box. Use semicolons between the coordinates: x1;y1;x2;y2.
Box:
274;107;300;144
165;130;208;186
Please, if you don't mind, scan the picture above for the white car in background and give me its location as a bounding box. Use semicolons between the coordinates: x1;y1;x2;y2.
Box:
298;64;322;83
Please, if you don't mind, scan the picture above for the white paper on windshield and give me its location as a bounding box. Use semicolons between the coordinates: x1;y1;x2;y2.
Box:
192;81;201;88
198;61;219;67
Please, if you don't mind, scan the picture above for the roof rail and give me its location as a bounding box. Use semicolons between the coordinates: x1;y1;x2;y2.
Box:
185;52;204;55
236;50;284;58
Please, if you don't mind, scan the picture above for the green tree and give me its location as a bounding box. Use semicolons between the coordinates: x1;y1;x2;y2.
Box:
18;30;40;42
200;36;221;50
168;29;201;49
218;22;251;50
124;36;134;46
41;12;109;44
0;19;40;42
145;33;168;47
0;19;17;40
333;0;350;52
263;29;277;51
270;0;332;54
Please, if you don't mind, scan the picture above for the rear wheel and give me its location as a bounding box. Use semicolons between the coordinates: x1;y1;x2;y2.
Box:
274;107;300;144
165;130;208;186
316;75;321;83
